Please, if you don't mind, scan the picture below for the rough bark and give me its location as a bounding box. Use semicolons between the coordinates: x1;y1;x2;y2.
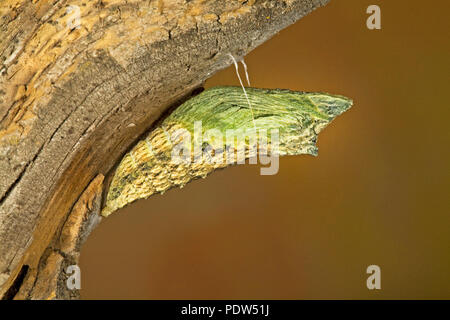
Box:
0;0;330;299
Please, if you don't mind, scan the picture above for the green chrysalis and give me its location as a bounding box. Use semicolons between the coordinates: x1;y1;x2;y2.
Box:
102;86;352;216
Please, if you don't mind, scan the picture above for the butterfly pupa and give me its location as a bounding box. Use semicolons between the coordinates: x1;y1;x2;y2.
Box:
102;86;352;216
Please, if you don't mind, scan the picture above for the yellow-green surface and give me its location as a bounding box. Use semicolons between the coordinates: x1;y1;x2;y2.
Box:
103;87;351;216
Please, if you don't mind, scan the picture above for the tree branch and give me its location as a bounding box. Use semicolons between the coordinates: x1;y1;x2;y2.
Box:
0;0;330;299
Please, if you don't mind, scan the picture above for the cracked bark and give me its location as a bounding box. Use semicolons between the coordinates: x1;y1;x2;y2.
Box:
0;0;330;299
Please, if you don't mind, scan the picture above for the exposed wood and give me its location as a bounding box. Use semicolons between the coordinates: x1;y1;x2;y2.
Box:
13;174;103;300
0;0;330;299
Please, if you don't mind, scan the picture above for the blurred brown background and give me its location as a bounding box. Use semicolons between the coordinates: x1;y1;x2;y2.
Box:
80;0;450;299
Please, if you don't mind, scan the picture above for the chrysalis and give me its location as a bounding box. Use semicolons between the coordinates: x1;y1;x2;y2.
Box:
102;86;352;216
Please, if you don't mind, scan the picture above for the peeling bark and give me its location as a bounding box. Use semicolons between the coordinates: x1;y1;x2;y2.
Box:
0;0;330;299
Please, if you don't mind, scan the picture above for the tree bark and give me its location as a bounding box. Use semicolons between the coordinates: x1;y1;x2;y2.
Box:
0;0;330;299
